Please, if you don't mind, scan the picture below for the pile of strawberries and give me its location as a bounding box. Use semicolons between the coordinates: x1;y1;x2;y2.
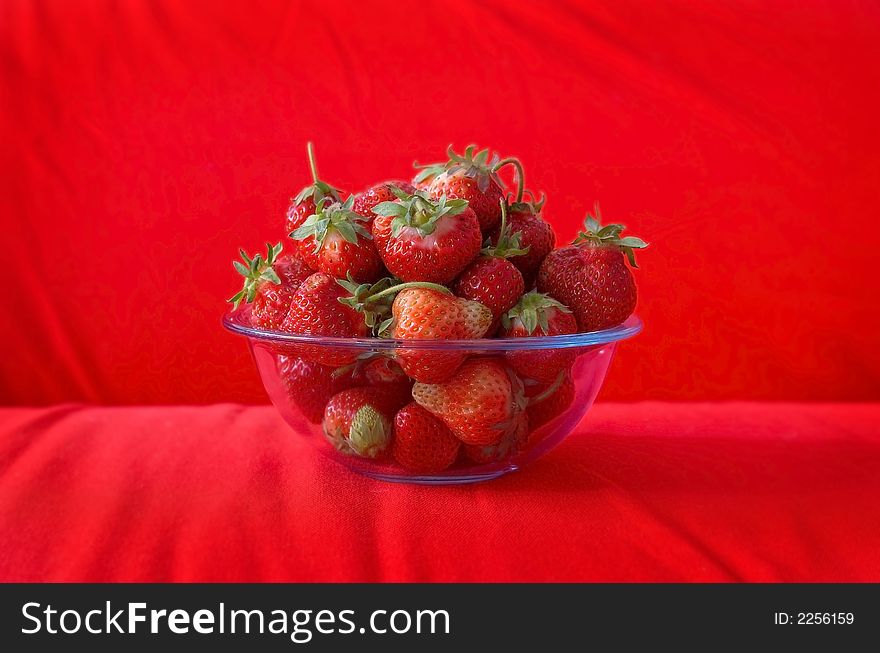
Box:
229;144;647;474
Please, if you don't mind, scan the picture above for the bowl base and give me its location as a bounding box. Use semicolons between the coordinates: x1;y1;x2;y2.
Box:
357;465;519;485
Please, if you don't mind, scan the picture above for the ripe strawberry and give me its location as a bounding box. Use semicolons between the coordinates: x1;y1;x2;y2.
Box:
229;243;311;330
525;371;576;432
464;411;529;464
371;190;482;284
290;196;384;283
454;200;526;324
412;357;527;446
391;403;461;473
389;287;493;383
285;142;343;237
351;180;416;219
500;290;578;383
280;272;370;365
359;355;412;388
426;145;522;233
277;355;355;424
537;204;648;332
488;192;555;287
323;386;411;458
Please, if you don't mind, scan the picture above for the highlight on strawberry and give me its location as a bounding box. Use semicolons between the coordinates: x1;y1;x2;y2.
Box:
224;142;648;480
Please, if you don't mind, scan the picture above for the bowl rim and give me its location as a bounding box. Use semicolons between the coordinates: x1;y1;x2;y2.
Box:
222;308;642;351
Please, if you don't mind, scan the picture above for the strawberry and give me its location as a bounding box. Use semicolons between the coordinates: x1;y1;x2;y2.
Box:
453;200;526;325
290;196;384;283
359;355;412;388
489;192;555;287
280;272;370;365
525;371;576;432
412;357;527;446
391;403;461;473
323;386;411;458
229;243;311;330
425;145;522;233
500;290;578;383
351;180;416;219
339;279;492;381
277;355;356;424
388;287;493;383
464;411;529;464
371;190;482;284
285;142;343;237
537;204;648;332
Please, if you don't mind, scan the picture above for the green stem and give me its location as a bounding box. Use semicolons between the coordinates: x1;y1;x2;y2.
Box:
499;199;508;239
307;142;320;184
493;157;525;204
411;195;435;227
365;281;452;303
527;370;566;406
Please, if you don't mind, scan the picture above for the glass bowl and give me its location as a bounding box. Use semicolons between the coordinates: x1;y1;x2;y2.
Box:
223;309;642;484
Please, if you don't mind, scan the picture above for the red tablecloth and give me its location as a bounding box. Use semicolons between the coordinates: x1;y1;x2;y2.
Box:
3;1;880;406
2;402;877;582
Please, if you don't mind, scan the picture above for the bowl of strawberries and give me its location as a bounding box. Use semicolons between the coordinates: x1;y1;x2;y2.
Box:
223;143;646;484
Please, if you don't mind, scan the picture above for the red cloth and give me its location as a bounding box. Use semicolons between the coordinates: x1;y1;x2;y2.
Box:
1;403;878;582
2;1;880;405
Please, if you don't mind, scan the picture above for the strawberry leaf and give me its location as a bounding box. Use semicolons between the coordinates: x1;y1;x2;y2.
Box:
229;242;284;309
372;201;407;217
573;203;648;267
291;198;372;253
501;290;571;335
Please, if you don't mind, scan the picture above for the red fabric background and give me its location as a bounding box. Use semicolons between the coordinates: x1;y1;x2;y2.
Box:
2;403;878;582
2;0;879;405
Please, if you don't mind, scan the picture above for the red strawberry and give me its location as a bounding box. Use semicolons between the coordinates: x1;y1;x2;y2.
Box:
285;142;343;237
537;204;648;332
371;190;482;284
464;411;529;464
290;196;384;283
489;192;555;287
391;403;461;473
412;357;527;446
277;355;356;424
525;371;576;432
359;355;412;388
323;386;411;458
426;145;520;233
351;180;416;219
229;243;311;330
501;290;578;383
454;200;526;324
389;287;493;383
280;272;370;365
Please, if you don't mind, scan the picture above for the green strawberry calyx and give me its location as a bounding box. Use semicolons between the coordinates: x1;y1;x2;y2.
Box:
372;188;469;237
507;189;545;216
412;161;447;186
501;289;572;334
573;202;649;268
483;199;529;259
338;275;452;335
292;141;342;206
348;406;392;458
442;144;503;193
290;196;372;254
227;242;283;309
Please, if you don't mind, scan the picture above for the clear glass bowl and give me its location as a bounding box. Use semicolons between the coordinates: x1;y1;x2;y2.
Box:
223;309;642;484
